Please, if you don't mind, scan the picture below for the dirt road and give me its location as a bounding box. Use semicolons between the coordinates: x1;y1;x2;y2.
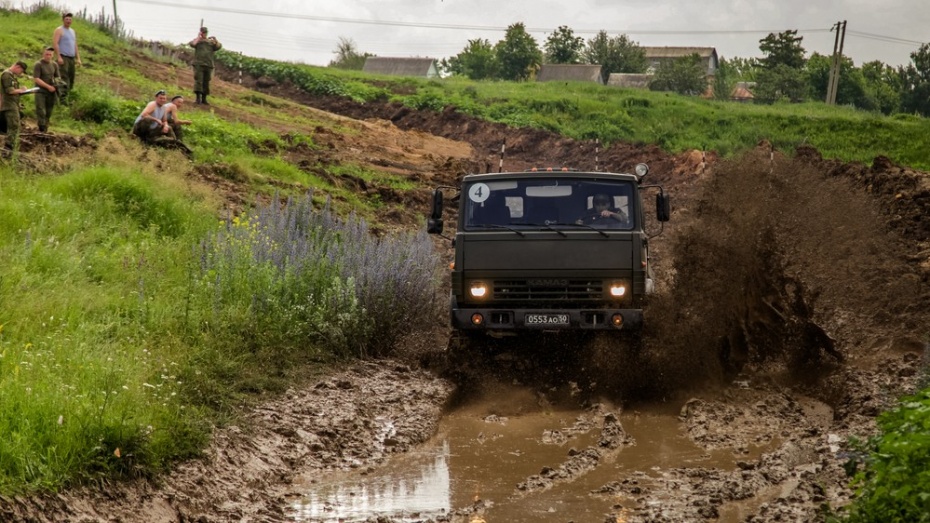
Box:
3;73;930;522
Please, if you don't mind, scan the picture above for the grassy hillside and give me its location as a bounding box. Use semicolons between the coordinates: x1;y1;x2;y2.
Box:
220;52;930;170
0;6;439;494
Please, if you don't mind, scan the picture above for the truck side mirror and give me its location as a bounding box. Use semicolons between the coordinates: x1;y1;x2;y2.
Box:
656;192;671;222
427;189;444;234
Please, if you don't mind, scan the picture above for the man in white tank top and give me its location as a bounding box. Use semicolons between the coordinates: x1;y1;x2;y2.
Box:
132;90;175;143
52;12;82;100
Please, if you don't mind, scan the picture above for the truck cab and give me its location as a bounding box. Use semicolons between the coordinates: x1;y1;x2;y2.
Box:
428;166;669;342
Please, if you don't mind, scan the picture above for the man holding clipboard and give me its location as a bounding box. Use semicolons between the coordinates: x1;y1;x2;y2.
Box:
1;61;31;150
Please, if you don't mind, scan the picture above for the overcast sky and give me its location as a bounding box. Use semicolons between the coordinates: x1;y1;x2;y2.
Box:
32;0;928;68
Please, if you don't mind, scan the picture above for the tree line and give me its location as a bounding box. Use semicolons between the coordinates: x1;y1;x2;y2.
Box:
330;23;930;117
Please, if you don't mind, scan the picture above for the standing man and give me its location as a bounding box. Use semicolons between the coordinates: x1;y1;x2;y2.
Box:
189;27;221;105
52;12;81;99
33;47;62;133
1;61;30;150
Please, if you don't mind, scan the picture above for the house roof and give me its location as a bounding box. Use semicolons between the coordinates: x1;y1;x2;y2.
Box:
536;64;604;83
362;57;438;77
731;81;755;100
643;47;718;59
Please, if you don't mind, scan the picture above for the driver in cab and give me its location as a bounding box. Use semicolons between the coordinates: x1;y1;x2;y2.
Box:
576;193;628;226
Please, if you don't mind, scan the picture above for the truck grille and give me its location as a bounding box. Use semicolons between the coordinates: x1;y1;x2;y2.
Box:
493;279;603;301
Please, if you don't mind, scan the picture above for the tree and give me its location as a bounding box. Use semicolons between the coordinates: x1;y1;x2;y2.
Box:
544;25;585;64
495;22;542;81
899;42;930;116
806;52;874;110
754;64;808;103
755;30;807;103
328;37;371;70
582;31;647;82
727;56;761;81
444;38;498;80
861;60;901;114
712;56;735;100
649;53;707;95
759;30;806;69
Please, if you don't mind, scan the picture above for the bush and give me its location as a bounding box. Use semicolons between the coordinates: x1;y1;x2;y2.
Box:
842;387;930;522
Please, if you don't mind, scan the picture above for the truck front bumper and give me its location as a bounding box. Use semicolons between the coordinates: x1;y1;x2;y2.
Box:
452;308;643;331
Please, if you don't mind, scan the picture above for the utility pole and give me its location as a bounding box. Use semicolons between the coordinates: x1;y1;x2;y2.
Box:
831;21;847;105
826;22;840;104
827;21;847;105
112;0;119;33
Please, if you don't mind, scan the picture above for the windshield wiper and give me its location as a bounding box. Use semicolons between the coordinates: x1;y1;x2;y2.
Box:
475;223;526;236
522;222;568;237
561;222;609;237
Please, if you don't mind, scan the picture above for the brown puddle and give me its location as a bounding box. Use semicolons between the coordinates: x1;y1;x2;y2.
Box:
290;382;780;522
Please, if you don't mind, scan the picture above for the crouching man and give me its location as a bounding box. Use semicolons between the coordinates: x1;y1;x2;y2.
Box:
132;89;174;143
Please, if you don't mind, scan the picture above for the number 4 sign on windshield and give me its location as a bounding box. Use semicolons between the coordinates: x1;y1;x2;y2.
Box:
468;183;490;204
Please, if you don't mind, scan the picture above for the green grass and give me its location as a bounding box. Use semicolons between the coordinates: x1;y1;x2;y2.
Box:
0;166;215;490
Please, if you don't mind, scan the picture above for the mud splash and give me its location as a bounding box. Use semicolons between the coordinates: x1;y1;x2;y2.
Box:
645;150;929;389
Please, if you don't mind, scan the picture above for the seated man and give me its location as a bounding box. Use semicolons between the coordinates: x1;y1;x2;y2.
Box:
576;193;628;227
132;89;174;143
164;95;192;141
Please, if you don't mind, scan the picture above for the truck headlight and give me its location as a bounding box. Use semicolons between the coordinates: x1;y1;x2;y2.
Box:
469;283;488;298
609;283;627;297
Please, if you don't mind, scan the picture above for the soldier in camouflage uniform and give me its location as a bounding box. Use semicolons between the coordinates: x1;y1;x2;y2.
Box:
189;27;222;105
1;61;30;150
33;47;62;133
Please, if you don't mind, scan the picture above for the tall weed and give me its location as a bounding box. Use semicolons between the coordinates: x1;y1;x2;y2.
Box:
196;192;440;358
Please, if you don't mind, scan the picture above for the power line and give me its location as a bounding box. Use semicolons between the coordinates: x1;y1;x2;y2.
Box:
120;0;836;38
846;30;924;46
113;0;924;62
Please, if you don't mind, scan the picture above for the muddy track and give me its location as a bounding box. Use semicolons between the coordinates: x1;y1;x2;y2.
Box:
3;70;930;522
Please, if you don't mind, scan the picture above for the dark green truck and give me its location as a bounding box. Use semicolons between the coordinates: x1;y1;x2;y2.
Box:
428;165;670;347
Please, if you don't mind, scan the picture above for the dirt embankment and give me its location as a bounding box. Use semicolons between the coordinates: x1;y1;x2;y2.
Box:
3;66;930;522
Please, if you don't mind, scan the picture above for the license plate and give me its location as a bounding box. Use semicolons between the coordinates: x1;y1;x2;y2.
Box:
525;313;570;326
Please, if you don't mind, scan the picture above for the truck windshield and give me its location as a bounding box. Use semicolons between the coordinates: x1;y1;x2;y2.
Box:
464;178;636;230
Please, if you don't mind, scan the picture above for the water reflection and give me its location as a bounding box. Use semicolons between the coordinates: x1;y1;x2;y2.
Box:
292;441;451;522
